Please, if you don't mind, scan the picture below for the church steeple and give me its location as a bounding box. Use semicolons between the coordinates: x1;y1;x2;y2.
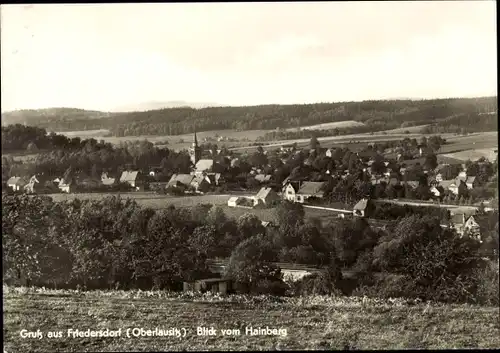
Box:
193;128;198;147
189;126;201;166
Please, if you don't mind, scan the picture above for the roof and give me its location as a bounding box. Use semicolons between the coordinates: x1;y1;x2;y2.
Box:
255;187;276;200
102;177;116;185
167;174;195;187
296;181;325;196
255;174;272;182
353;199;369;211
192;174;208;185
451;213;465;225
120;171;139;182
261;221;273;227
7;177;26;186
228;196;240;203
439;180;455;189
195;159;214;172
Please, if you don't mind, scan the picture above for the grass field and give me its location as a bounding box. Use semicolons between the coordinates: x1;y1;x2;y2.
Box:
3;287;499;351
45;192;345;225
47;192;234;209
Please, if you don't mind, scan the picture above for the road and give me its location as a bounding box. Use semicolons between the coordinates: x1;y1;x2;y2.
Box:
374;199;496;212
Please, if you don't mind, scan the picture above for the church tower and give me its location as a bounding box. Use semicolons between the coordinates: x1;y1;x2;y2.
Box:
189;128;201;166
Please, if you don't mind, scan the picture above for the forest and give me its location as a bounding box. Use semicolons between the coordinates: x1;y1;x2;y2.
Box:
1;97;496;137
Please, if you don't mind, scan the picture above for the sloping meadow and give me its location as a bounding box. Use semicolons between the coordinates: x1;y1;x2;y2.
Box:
4;286;500;351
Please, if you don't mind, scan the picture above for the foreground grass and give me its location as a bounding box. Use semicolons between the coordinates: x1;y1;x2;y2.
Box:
3;287;500;351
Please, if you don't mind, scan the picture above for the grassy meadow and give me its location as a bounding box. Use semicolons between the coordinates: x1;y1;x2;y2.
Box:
3;287;500;351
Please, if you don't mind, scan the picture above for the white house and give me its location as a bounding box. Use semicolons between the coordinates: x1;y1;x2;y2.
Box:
6;176;27;191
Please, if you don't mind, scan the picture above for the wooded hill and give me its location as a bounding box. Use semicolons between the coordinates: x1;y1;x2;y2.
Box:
1;97;497;136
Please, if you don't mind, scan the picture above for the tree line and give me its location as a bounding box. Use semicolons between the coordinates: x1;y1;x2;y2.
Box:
2;194;498;304
1;97;496;136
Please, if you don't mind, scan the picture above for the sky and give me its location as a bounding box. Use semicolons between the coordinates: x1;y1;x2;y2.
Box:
1;1;497;112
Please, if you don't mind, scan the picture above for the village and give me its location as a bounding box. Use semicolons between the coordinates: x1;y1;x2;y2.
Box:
6;131;497;246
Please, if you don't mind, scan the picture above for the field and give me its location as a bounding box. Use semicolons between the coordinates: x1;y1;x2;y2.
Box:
46;192;234;209
56;129;271;151
3;287;499;351
287;120;365;131
44;192;347;225
442;148;497;162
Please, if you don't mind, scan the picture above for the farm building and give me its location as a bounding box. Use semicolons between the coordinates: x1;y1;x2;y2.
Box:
253;187;280;207
119;171;143;190
6;176;27;191
183;278;232;295
294;182;325;203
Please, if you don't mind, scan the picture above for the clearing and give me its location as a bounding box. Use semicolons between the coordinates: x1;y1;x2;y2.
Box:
3;288;499;351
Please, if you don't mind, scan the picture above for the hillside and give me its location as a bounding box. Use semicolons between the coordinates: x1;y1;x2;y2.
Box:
1;97;497;136
1;108;112;130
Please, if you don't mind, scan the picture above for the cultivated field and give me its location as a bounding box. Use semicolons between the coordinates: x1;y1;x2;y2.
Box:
3;287;499;351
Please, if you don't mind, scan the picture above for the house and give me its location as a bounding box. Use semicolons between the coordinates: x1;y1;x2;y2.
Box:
430;186;442;198
119;171;142;190
449;182;459;195
283;182;298;202
465;176;477;189
102;176;117;186
6;176;27;191
254;174;272;183
294;181;325;203
325;148;334;158
228;196;240;207
58;178;74;193
353;198;373;217
167;174;195;190
191;174;211;193
450;214;481;239
253;187;280;207
23;175;45;194
183;278;232;295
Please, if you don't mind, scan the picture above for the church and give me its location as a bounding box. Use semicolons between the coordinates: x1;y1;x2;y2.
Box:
189;130;223;177
166;131;223;193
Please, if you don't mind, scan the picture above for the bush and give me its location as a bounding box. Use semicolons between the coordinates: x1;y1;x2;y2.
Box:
291;264;343;296
473;260;499;306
